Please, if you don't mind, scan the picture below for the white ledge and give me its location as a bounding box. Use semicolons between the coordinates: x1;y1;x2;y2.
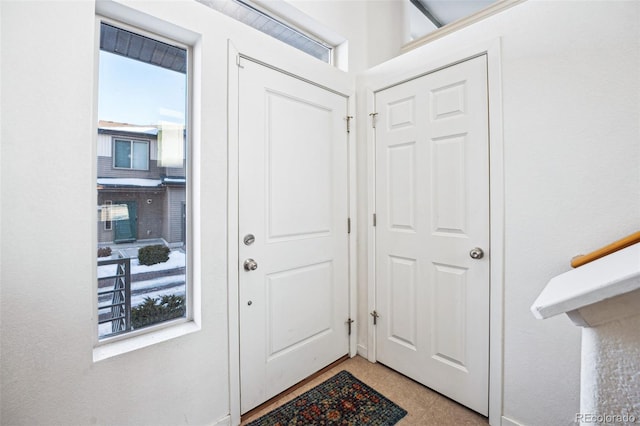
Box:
531;243;640;320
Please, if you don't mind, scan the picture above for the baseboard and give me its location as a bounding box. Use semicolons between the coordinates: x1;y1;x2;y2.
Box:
210;414;232;426
357;344;368;358
501;416;525;426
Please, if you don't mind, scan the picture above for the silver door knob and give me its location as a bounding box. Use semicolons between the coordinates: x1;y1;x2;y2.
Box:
469;247;484;259
243;258;258;271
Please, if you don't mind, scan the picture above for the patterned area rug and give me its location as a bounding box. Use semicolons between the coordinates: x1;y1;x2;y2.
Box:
247;370;407;425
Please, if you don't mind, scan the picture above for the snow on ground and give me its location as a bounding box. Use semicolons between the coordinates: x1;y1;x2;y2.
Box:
97;178;162;187
132;274;186;292
98;274;186;308
98;250;185;278
131;283;186;306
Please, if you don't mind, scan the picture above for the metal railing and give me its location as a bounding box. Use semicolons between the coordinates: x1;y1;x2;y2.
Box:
98;258;131;337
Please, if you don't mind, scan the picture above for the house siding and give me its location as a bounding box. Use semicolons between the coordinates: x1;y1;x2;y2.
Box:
97;129;186;246
97;156;165;179
97;189;167;244
165;164;186;177
165;186;186;245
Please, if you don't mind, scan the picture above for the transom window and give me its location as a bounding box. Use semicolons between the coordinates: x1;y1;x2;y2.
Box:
197;0;333;63
113;138;149;170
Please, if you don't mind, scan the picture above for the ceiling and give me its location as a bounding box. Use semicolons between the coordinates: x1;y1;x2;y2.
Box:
415;0;497;27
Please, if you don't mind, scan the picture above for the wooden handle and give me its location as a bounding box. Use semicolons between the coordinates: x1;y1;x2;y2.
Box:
571;231;640;268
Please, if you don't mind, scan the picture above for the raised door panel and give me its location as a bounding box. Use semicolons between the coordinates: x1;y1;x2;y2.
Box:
267;261;334;358
387;255;418;351
431;263;468;372
387;142;416;232
267;91;332;241
431;135;467;236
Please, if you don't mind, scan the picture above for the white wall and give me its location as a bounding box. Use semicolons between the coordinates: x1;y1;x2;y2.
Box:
0;1;348;425
359;1;640;425
285;0;405;72
1;1;226;424
3;0;639;425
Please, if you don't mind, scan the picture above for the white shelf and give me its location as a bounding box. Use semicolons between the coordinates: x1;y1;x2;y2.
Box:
531;243;640;320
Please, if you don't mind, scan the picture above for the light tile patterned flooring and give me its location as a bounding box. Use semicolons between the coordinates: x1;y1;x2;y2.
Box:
241;355;489;425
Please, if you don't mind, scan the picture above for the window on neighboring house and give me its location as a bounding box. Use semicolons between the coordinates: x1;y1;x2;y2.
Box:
113;138;149;170
97;21;189;341
104;200;113;231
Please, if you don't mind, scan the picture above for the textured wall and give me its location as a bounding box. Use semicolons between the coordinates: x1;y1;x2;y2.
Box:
581;313;640;422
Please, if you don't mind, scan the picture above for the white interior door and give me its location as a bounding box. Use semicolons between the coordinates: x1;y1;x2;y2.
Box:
238;58;350;414
374;55;490;415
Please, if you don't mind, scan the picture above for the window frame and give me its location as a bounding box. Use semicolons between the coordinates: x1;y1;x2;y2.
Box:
196;0;335;65
112;137;150;171
94;16;195;356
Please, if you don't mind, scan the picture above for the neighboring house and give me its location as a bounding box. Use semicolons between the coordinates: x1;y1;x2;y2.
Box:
97;121;186;247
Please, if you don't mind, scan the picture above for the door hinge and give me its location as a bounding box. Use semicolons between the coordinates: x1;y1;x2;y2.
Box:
347;217;351;234
346;115;354;134
369;112;378;128
345;318;355;335
370;310;380;325
373;213;377;227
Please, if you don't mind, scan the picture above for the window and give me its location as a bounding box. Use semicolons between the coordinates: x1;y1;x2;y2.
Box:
198;0;333;63
97;21;189;341
113;138;149;170
104;200;113;231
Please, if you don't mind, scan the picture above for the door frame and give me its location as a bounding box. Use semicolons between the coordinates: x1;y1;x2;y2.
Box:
365;38;505;425
227;40;357;425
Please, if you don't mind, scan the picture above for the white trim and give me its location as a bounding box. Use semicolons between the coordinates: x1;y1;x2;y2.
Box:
363;38;505;426
227;37;355;424
501;416;526;426
348;94;358;357
357;343;368;359
487;38;506;426
366;87;377;363
402;0;525;53
93;321;200;362
92;9;200;361
227;40;242;426
210;414;232;426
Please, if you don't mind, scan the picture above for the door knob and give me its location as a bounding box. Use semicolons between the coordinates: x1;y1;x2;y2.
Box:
243;258;258;271
469;247;484;259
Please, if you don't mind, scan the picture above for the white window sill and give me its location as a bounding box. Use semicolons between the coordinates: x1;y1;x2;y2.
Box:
93;320;200;362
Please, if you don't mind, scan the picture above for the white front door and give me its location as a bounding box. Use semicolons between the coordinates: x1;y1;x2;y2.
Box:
374;55;490;415
238;58;350;414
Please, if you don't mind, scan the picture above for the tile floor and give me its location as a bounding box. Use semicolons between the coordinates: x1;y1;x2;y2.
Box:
241;355;489;425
